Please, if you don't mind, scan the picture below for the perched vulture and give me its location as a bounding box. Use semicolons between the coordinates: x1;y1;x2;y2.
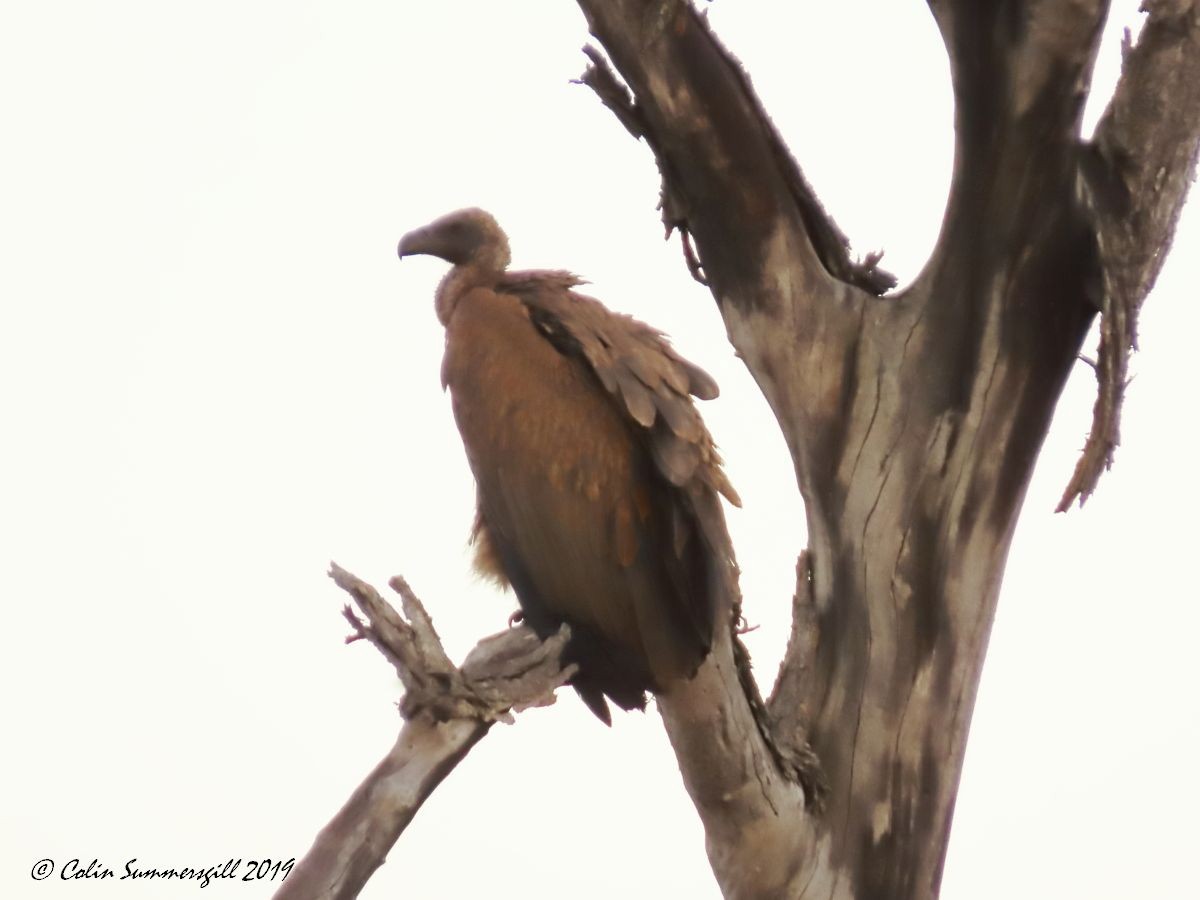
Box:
398;208;740;723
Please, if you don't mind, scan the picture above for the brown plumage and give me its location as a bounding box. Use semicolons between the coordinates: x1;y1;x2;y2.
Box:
398;208;739;723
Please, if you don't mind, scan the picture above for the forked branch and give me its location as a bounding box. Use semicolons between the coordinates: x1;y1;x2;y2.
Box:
276;566;574;900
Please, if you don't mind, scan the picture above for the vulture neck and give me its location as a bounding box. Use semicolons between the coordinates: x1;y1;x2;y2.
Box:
435;259;506;325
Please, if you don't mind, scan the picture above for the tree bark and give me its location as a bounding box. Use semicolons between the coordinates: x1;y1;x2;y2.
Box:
574;1;1200;897
276;718;488;900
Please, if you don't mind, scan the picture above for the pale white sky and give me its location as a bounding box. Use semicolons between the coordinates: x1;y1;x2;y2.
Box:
2;2;1197;899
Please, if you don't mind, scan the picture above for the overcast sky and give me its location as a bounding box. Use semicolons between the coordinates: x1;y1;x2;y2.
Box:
3;2;1197;898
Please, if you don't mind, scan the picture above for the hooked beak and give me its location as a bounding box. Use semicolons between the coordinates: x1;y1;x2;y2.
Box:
397;226;431;260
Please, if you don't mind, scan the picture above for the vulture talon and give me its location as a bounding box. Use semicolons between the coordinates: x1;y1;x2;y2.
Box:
398;208;739;723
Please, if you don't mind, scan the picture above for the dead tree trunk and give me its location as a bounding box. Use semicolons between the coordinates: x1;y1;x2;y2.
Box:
575;1;1200;897
282;4;1199;899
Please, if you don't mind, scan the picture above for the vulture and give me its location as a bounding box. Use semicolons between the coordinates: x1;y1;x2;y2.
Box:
398;208;740;724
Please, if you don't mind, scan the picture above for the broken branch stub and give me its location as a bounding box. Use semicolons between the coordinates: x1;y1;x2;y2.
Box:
328;563;575;723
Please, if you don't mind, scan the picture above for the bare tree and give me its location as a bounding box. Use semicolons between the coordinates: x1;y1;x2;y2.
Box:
278;3;1200;899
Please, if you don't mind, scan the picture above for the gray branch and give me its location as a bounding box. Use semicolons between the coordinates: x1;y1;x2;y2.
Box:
1060;0;1200;508
275;566;575;900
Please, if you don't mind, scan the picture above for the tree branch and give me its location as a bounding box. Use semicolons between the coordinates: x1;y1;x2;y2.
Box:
574;0;893;589
656;626;832;899
575;1;894;307
277;566;575;900
766;551;824;799
275;718;487;900
1059;0;1200;508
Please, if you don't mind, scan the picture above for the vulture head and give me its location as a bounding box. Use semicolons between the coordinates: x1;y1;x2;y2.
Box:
397;207;512;273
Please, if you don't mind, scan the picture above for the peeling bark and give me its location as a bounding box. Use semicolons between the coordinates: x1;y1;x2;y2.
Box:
1060;0;1200;508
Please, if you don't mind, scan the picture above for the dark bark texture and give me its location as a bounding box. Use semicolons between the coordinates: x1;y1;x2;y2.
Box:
572;1;1200;897
285;4;1199;899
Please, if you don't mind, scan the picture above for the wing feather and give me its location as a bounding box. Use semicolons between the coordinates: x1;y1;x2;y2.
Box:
445;271;742;717
501;269;740;509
